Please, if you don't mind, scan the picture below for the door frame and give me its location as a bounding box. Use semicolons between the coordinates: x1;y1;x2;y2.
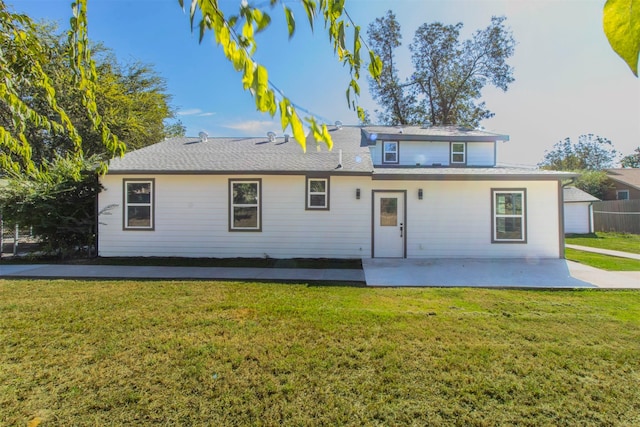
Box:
371;190;407;258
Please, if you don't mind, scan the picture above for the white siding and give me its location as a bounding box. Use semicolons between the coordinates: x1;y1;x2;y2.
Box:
370;141;496;166
99;174;371;258
372;180;561;259
466;143;495;166
564;202;591;234
100;175;563;259
370;141;449;166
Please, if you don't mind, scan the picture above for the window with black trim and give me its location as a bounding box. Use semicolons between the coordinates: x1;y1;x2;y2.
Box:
306;177;329;210
451;142;466;164
230;179;261;231
492;189;526;242
124;179;154;230
617;190;629;200
382;141;399;164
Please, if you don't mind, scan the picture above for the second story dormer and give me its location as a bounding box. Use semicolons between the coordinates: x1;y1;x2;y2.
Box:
361;126;509;168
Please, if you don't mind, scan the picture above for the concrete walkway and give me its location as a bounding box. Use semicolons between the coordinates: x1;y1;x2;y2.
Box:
0;263;365;283
566;244;640;261
1;258;638;289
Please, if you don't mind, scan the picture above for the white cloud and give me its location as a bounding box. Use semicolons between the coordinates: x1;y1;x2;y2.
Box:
178;109;216;117
223;120;279;134
177;108;202;116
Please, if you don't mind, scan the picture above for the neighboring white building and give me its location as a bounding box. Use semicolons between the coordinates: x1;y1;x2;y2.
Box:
563;187;599;235
98;125;575;259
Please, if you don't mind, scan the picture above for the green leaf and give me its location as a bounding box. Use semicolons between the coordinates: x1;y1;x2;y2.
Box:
302;0;316;31
284;7;295;39
603;0;640;76
321;123;333;150
279;99;291;129
368;50;382;80
289;110;306;153
252;9;271;33
242;62;254;90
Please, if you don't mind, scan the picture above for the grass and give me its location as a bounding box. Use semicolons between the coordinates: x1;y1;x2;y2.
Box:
1;280;639;426
565;248;640;271
566;232;640;254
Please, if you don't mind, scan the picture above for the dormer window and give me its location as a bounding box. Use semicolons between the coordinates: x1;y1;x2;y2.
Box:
451;142;466;164
383;141;399;164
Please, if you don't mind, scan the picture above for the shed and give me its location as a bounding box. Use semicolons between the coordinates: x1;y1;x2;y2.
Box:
563;187;599;234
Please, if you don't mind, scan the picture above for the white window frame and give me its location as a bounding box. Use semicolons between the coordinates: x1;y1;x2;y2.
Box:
123;179;154;230
451;142;466;164
492;189;526;243
382;141;399;164
306;177;329;210
617;190;629;200
229;179;261;231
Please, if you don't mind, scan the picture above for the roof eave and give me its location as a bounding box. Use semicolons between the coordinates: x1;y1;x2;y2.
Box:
105;169;374;176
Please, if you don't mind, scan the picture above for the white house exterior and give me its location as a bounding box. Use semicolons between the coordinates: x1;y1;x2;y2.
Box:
98;126;574;259
563;187;599;234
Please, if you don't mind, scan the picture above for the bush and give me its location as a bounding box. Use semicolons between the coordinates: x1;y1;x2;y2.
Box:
0;157;102;258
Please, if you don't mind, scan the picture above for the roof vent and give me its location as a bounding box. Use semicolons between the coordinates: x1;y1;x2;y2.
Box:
335;120;343;130
267;131;277;143
198;131;208;142
284;134;290;142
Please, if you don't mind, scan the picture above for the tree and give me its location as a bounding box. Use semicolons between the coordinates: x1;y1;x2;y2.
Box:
538;134;618;171
367;13;515;127
620;147;640;168
0;156;103;257
366;11;416;125
0;0;124;177
573;170;614;200
2;25;181;167
164;120;187;138
539;134;618;200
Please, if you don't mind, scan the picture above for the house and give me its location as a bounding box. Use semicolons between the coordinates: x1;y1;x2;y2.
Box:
603;168;640;200
563;187;599;234
98;125;575;259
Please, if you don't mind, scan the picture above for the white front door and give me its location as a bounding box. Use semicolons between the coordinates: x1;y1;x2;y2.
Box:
373;191;405;258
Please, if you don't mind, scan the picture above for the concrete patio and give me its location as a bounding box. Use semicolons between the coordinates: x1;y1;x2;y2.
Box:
1;257;638;288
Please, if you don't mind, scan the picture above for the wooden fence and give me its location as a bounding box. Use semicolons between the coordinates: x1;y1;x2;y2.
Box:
592;199;640;234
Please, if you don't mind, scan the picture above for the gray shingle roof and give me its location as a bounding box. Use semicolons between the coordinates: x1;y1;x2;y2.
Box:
108;126;373;174
362;125;509;143
108;125;569;180
563;187;600;202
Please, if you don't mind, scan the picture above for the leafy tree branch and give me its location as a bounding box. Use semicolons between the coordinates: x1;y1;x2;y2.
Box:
181;0;382;151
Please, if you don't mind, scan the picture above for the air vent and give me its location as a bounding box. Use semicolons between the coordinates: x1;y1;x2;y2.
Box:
198;131;208;142
267;131;276;143
335;120;343;130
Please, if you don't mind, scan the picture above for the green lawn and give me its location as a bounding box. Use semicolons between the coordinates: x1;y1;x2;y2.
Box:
565;248;640;271
1;280;639;426
566;232;640;254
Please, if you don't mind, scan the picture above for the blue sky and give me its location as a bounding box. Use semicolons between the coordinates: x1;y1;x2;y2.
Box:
12;0;640;166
